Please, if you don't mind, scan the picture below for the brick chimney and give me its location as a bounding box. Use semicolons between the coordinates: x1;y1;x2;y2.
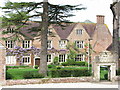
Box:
96;15;105;24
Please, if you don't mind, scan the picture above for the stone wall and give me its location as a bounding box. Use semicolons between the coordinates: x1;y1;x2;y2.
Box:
6;77;92;86
0;43;6;85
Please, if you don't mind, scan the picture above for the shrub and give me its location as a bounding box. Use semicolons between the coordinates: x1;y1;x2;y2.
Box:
49;69;91;78
67;59;76;65
23;71;44;79
6;66;19;69
6;65;30;69
53;57;59;65
19;65;29;68
34;65;39;69
75;61;85;66
85;62;92;67
6;72;13;80
61;61;87;66
48;65;56;68
61;62;69;66
56;66;61;69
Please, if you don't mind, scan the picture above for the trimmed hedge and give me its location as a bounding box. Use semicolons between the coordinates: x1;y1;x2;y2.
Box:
6;65;30;69
6;71;13;80
48;69;91;78
61;61;88;66
48;65;56;68
23;71;44;79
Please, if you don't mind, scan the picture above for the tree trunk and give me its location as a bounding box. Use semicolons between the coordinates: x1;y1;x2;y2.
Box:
39;0;48;76
111;2;119;70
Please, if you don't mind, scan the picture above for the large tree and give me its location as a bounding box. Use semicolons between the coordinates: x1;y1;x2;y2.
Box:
1;0;86;76
110;1;120;70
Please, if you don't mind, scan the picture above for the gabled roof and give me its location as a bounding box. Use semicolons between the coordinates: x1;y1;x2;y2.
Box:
81;23;96;37
0;21;110;40
52;23;77;39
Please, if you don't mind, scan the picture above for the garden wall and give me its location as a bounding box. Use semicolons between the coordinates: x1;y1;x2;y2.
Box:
6;77;92;86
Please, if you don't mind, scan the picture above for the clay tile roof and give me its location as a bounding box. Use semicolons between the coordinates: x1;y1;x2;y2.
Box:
52;23;77;39
81;23;96;37
20;22;40;39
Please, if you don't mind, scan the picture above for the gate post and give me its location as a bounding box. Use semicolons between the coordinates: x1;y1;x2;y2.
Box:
0;43;6;85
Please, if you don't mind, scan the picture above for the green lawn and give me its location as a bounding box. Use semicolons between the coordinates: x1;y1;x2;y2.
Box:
6;66;92;80
7;68;38;79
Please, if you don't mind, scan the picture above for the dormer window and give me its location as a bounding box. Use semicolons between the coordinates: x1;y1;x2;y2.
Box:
76;29;83;35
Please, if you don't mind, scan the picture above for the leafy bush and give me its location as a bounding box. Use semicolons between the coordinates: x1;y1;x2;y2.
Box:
34;65;39;69
75;61;85;66
85;62;92;67
61;61;88;66
48;65;56;68
6;72;13;80
23;71;44;79
53;57;59;65
61;62;69;66
67;59;76;65
48;69;91;78
56;66;61;69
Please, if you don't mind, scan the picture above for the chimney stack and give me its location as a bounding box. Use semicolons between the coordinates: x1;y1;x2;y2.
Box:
96;15;105;24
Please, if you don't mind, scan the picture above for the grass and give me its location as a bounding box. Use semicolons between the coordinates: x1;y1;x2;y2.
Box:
7;68;38;79
6;66;92;80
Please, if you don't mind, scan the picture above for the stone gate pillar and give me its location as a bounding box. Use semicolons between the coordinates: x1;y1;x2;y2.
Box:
0;43;6;85
93;51;116;82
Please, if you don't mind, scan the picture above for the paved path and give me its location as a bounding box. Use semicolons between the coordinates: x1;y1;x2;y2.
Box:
0;82;118;89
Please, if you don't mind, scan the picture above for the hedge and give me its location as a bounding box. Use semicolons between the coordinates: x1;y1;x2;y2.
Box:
6;65;30;69
48;69;91;78
23;71;44;79
61;61;88;66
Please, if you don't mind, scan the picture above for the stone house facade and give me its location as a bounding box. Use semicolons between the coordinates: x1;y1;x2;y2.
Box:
0;15;112;67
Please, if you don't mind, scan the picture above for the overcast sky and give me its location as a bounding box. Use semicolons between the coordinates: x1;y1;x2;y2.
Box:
0;0;113;34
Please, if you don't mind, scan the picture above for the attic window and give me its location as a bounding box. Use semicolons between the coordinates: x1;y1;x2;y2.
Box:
76;29;83;35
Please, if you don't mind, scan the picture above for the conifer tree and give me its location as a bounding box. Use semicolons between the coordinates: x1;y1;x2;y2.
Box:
1;0;86;76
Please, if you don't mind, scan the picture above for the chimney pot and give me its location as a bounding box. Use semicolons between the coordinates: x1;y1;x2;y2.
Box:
96;15;105;24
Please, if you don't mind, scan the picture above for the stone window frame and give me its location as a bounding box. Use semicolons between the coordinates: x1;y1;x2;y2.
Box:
47;54;52;62
75;54;84;61
76;29;83;35
6;55;16;64
47;40;52;49
59;40;67;49
75;40;84;49
5;40;15;48
22;56;31;65
22;40;31;48
59;54;66;62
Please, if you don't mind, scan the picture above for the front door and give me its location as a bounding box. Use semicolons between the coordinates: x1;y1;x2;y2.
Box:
35;58;40;66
